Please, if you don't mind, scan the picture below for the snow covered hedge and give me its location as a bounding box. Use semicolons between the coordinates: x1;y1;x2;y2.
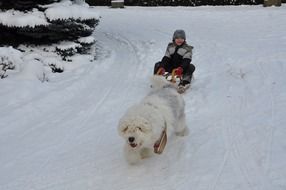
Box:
85;0;111;6
0;0;58;10
126;0;264;5
0;0;100;45
86;0;264;6
124;0;263;6
0;0;99;80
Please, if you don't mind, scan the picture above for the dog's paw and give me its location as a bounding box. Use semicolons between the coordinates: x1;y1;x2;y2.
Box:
175;127;189;136
124;146;141;165
140;148;153;159
126;153;141;165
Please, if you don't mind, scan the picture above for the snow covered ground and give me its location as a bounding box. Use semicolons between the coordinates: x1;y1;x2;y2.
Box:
1;5;286;190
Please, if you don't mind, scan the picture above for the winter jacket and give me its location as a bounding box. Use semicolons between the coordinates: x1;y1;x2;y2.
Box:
161;42;193;72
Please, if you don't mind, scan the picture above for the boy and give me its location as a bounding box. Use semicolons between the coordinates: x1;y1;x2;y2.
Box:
154;29;195;91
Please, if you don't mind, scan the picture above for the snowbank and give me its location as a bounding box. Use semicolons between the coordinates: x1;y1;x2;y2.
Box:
18;60;48;82
0;47;23;72
0;46;68;81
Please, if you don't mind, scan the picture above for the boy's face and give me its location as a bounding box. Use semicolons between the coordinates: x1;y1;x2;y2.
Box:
174;38;185;46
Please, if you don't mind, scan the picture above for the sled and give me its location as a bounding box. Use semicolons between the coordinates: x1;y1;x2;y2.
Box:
154;127;167;154
156;68;190;94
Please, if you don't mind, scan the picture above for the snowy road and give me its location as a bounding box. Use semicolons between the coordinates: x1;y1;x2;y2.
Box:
1;6;286;190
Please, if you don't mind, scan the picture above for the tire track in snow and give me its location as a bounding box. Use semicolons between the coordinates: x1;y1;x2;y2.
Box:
219;110;255;190
223;64;274;190
67;30;153;142
229;95;256;190
49;31;147;140
56;31;143;124
255;61;276;190
114;33;152;82
70;31;145;132
0;30;146;176
214;80;264;190
0;52;111;136
209;150;229;190
230;82;257;190
100;31;142;93
1;31;150;190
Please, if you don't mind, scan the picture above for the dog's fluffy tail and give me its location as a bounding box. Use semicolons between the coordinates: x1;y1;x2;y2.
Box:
150;75;174;90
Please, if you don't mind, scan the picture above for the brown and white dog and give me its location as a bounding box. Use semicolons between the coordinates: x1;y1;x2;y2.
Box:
118;76;188;164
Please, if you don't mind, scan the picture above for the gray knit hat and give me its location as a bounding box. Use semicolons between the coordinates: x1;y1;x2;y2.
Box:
173;29;186;41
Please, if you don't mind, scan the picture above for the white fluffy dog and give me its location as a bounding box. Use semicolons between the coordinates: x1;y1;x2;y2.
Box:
118;76;188;164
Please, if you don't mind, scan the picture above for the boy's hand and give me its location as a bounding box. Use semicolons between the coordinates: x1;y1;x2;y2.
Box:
175;67;183;76
157;67;165;75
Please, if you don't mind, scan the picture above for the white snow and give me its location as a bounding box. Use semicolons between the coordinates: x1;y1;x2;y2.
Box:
56;41;82;50
43;57;65;70
16;59;48;82
1;5;286;190
45;0;100;21
0;9;49;27
78;36;96;44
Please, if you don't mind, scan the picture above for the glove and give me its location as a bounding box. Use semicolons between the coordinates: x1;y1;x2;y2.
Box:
157;67;165;75
175;67;183;76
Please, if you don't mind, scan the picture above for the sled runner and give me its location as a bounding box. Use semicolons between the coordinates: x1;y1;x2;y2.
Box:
156;68;190;94
154;126;167;154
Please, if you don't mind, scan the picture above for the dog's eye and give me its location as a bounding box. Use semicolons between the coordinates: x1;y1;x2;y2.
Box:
137;127;143;132
122;126;128;132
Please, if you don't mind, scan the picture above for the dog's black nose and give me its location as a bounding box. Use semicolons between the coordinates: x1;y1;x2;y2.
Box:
128;137;135;143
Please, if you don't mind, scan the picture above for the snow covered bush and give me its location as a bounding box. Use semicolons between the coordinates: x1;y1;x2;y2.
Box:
0;0;99;45
55;41;82;60
0;47;23;79
77;36;96;54
54;36;95;59
0;0;100;80
44;57;64;73
0;57;15;79
0;46;69;81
